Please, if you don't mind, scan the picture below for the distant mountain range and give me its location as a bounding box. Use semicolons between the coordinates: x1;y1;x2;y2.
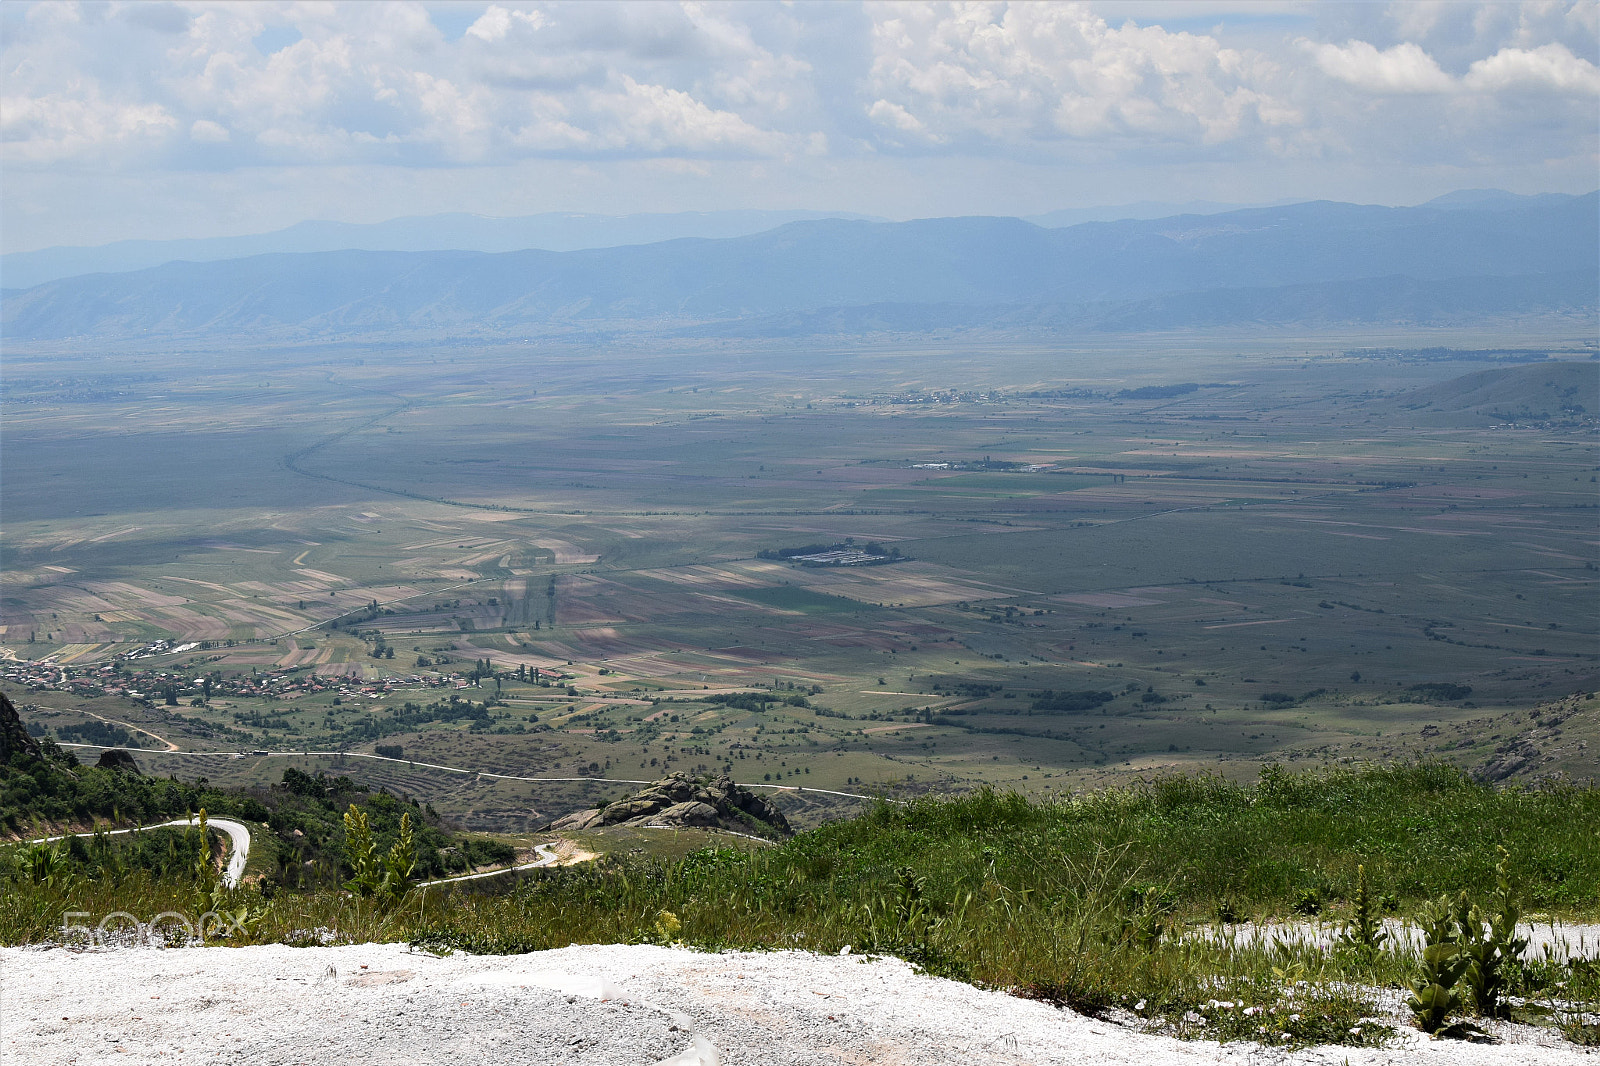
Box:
4;190;1568;291
3;192;1593;340
0;209;887;291
1;202;1288;290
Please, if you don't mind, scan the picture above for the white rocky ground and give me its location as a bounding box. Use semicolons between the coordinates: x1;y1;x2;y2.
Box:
2;942;1592;1066
1193;919;1600;964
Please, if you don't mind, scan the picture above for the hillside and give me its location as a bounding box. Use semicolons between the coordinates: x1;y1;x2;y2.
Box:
0;691;512;882
4;195;1594;340
5;762;1598;1056
1395;360;1598;426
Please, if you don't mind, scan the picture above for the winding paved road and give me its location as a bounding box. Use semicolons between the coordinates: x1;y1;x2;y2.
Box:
27;816;251;888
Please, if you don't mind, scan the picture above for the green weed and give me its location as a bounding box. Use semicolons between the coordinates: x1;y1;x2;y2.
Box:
1406;896;1471;1035
1336;864;1388;960
1456;848;1528;1020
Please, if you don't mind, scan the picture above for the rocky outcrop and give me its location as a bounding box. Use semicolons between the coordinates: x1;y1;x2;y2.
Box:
95;749;142;773
1476;706;1575;783
1471;694;1599;786
550;773;793;837
0;691;42;763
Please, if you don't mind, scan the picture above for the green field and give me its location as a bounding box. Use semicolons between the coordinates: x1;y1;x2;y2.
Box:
3;329;1596;830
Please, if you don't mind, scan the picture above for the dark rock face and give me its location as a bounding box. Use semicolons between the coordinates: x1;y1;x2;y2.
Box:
0;691;43;763
95;749;142;774
550;773;793;836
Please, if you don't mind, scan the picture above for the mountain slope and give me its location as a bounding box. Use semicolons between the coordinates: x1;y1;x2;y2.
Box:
4;194;1594;339
0;209;883;290
1395;359;1598;426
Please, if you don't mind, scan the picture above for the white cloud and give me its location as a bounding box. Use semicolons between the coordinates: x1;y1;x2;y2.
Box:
189;119;231;143
1308;36;1600;96
0;1;803;168
4;0;1590;172
1465;42;1600;93
502;76;787;156
1309;40;1454;93
465;5;546;44
607;76;786;154
0;0;1594;251
863;2;1298;148
868;99;928;137
0;89;177;164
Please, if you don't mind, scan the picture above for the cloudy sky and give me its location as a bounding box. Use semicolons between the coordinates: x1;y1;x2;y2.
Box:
2;0;1596;252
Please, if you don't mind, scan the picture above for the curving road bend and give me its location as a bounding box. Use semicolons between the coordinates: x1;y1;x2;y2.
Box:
415;841;561;889
27;816;251;888
23;818;563;894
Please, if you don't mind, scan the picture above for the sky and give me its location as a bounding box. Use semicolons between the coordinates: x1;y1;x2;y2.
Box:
2;0;1597;252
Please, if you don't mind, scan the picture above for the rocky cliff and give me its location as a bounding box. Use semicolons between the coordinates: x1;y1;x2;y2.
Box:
550;773;793;837
0;691;42;763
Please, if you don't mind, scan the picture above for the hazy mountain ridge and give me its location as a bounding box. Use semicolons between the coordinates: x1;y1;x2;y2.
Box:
4;194;1594;340
5;190;1570;291
0;209;886;291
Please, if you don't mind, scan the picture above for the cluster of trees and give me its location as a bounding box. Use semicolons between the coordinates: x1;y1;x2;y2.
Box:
703;691;811;712
756;538;902;560
264;769;513;889
1028;690;1116;713
53;720;142;748
326;694;528;746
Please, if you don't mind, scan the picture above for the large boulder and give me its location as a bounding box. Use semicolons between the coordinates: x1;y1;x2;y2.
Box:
548;807;606;831
548;772;793;837
95;749;142;774
655;801;720;827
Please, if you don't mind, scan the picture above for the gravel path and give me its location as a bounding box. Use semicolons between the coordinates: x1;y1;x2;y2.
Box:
1;942;1588;1065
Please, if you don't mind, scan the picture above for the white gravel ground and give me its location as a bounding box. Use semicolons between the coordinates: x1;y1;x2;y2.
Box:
1;942;1590;1066
1192;920;1600;964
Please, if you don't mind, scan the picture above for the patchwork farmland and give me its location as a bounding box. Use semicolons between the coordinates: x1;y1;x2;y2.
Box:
4;332;1596;828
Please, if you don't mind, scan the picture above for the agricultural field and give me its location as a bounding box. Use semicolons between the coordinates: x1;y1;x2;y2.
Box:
3;328;1596;831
